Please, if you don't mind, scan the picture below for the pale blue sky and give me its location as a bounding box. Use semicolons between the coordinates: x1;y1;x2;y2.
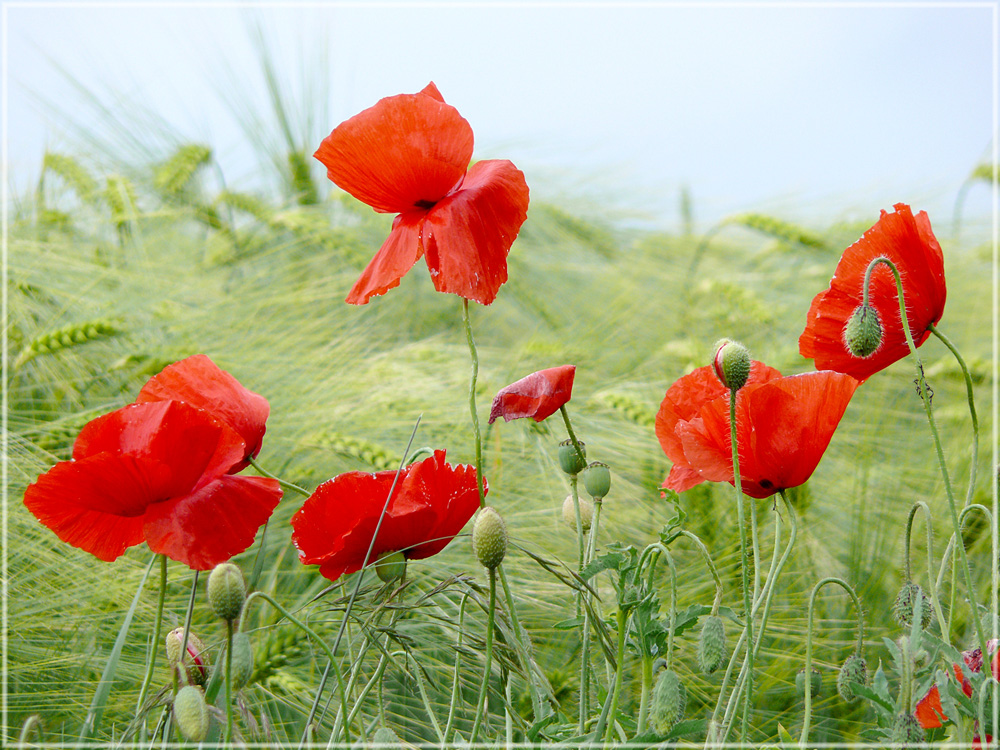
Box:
4;1;995;229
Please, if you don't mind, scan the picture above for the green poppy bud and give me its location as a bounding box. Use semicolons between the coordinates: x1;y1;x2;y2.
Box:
893;582;932;630
173;685;210;742
207;562;246;622
796;667;821;698
697;615;727;674
374;550;407;583
165;628;208;686
472;506;508;569
230;631;254;691
712;339;751;391
836;654;867;702
890;712;925;748
650;668;687;735
843;304;883;358
582;461;611;499
558;439;587;475
562;493;593;532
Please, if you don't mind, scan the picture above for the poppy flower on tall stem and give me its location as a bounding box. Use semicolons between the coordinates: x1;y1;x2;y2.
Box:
799;203;946;382
23;401;282;570
489;365;576;424
291;450;482;582
656;361;860;498
315;82;530;305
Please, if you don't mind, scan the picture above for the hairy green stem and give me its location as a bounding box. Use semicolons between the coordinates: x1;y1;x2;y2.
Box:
560;404;587;468
224;620;234;743
135;555;167;722
248;456;310;497
601;608;629;748
729;389;754;746
443;592;472;748
463;299;486;508
470;567;498;745
905;502;949;636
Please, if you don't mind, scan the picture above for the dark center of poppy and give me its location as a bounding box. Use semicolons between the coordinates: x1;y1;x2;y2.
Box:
759;479;774;490
414;199;436;209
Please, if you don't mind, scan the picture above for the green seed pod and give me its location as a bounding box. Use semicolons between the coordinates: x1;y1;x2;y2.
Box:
843;304;883;358
650;668;687;735
890;712;926;748
230;631;254;691
697;615;727;674
893;582;932;630
796;668;821;698
562;493;594;532
836;654;868;702
207;562;246;622
165;628;208;686
472;506;508;569
374;550;407;583
173;685;210;742
369;726;401;748
712;339;751;391
558;439;587;475
582;462;612;499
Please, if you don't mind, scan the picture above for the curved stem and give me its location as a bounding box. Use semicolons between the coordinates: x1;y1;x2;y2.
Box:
396;650;444;744
470;567;497;745
560;404;587;468
248;456;310;498
905;502;949;636
463;299;486;508
135;555;167;719
175;571;200;690
677;530;724;614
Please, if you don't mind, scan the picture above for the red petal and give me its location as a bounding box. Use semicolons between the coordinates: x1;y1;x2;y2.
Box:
401;451;482;560
488;365;575;423
143;476;282;570
799;204;946;381
421;160;530;305
136;355;269;470
915;684;946;729
315;85;473;214
345;211;425;304
23;454;159;562
74;401;246;491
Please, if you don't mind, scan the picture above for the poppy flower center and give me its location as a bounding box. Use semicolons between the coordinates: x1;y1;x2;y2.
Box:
414;199;437;209
759;479;774;490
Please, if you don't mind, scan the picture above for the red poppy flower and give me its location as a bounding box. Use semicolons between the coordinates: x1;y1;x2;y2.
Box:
136;354;269;472
656;362;859;498
488;365;576;424
315;82;530;306
799;203;946;381
291;450;482;582
23;401;282;569
915;684;947;729
916;640;1000;729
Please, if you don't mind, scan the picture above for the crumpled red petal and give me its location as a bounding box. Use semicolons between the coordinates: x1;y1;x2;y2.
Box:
315;83;473;214
489;365;575;424
799;203;946;381
345;211;425;304
422;159;529;305
135;355;269;471
915;684;946;729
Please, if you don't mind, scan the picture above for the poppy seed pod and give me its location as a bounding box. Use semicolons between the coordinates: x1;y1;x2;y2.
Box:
374;550;408;583
650;668;687;735
165;628;208;686
890;712;926;748
712;339;752;392
207;562;246;621
229;631;254;691
562;494;594;532
893;582;932;630
697;615;727;674
472;506;508;569
582;462;612;499
796;667;822;698
843;304;883;359
173;685;210;742
558;439;587;475
837;654;868;702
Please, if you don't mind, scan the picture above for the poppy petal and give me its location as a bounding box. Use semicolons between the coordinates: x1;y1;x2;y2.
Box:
489;365;576;424
345;211;425;305
915;684;946;729
422;159;530;305
143;475;282;570
23;454;159;562
135;355;269;470
315;84;473;214
800;204;946;381
400;451;482;560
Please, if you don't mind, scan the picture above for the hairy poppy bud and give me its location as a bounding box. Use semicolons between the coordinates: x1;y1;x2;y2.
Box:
697;615;727;674
374;550;407;583
562;494;594;532
472;506;508;569
890;712;926;748
712;339;751;391
208;562;246;621
893;582;932;630
230;631;254;691
650;668;687;735
843;304;883;358
796;667;821;698
837;654;868;702
558;439;587;475
370;726;401;747
582;462;611;499
173;685;210;742
166;628;208;686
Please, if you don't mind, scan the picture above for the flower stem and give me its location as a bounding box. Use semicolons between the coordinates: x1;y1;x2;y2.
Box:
905;501;949;636
601;608;629;748
225;620;234;743
443;592;472;748
729;388;754;746
135;555;167;723
462;299;486;508
560;404;587;467
248;456;310;497
470;567;497;745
